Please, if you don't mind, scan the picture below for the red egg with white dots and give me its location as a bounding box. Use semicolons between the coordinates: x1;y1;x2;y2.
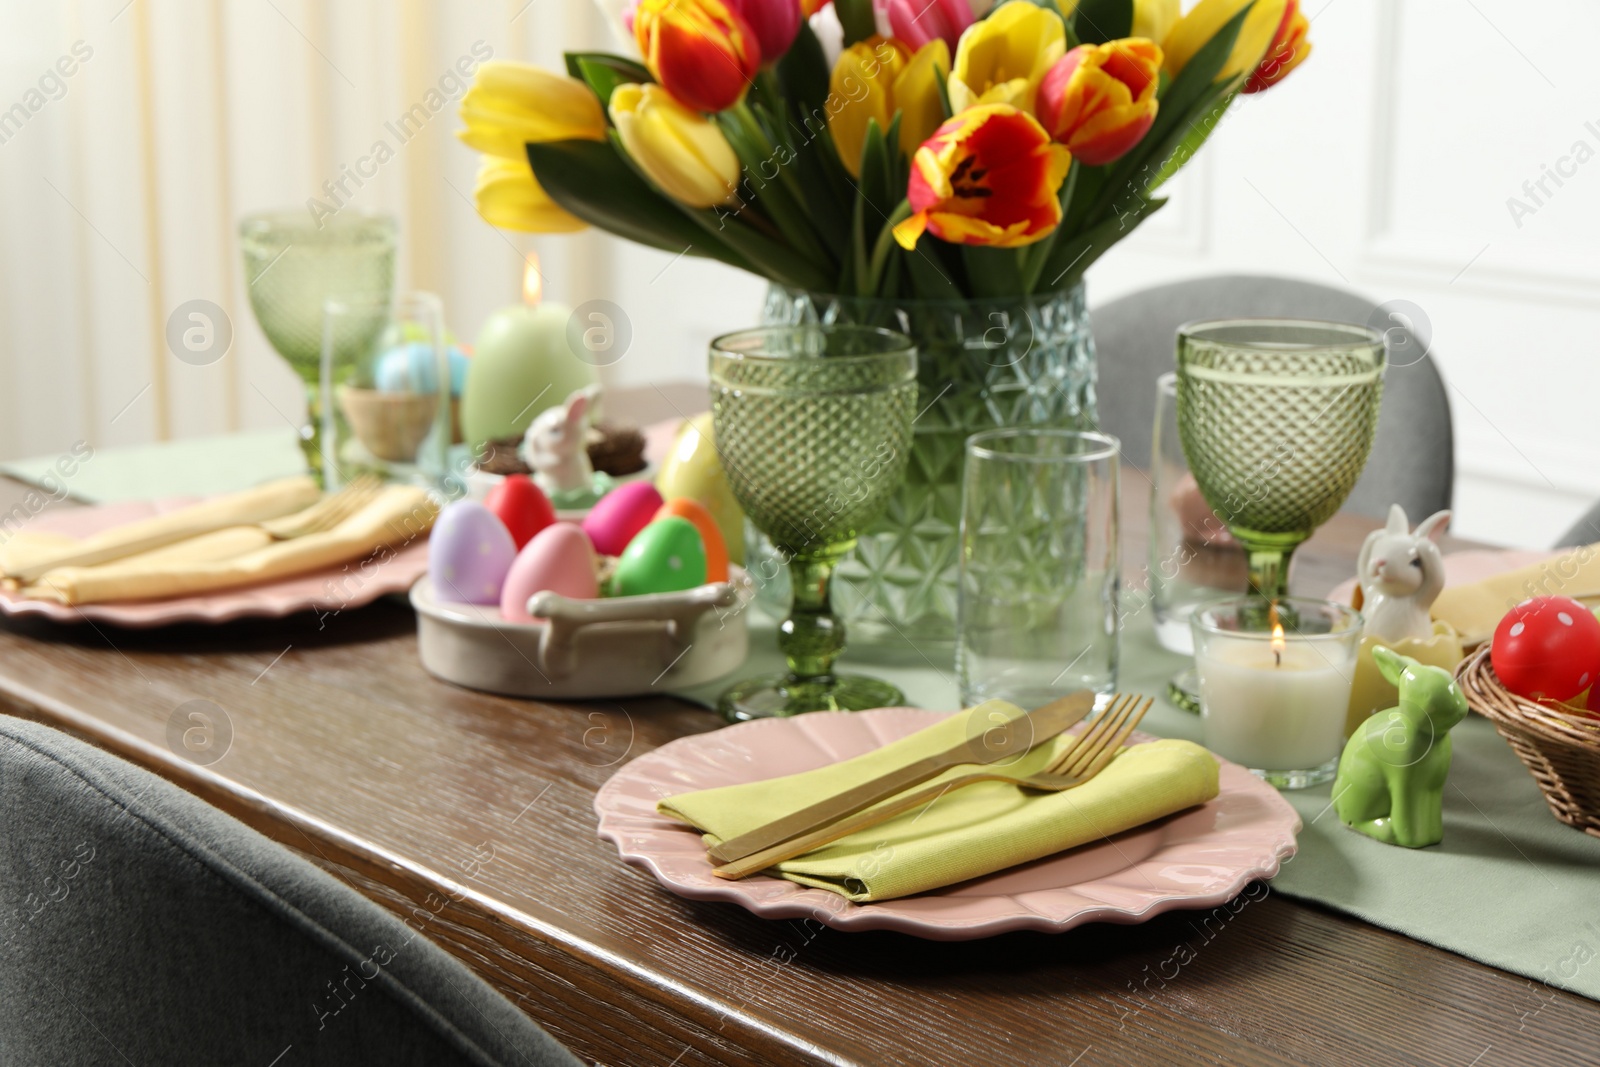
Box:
1491;596;1600;702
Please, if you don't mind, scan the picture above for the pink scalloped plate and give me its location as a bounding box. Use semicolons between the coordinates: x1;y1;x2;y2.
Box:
0;497;427;628
595;708;1302;940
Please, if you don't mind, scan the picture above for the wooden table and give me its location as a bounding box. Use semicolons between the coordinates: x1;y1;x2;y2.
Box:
1;474;1596;1067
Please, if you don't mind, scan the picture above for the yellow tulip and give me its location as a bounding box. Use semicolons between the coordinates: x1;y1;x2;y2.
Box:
828;38;950;176
948;1;1066;116
1132;0;1180;45
895;40;952;159
610;83;741;210
1162;0;1289;83
456;61;606;160
472;157;588;233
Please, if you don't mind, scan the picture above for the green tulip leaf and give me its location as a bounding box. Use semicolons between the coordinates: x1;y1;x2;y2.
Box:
563;53;652;107
527;138;750;271
776;22;831;118
570;56;651;110
834;0;877;46
1071;0;1133;45
1039;194;1166;291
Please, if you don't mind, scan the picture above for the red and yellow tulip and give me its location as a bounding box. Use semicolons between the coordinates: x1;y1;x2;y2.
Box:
893;103;1072;249
1037;39;1161;167
1243;0;1311;92
635;0;762;113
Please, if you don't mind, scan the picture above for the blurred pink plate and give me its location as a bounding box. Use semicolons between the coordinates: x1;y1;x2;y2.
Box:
0;497;427;628
595;708;1301;941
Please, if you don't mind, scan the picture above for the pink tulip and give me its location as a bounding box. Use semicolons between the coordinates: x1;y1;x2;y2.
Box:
875;0;979;52
728;0;803;64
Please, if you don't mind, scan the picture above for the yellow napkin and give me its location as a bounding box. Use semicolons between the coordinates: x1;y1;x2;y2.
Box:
659;704;1220;903
23;485;437;605
1432;543;1600;645
0;476;320;583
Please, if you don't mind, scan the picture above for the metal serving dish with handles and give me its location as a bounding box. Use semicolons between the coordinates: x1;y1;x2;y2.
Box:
410;567;753;698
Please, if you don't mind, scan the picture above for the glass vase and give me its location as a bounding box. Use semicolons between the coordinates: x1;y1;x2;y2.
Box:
758;283;1098;644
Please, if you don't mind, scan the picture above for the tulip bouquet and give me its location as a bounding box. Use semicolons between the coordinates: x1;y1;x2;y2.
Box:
460;0;1310;300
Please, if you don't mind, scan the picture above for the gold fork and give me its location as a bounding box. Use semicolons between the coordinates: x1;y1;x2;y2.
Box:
257;474;384;539
711;693;1152;881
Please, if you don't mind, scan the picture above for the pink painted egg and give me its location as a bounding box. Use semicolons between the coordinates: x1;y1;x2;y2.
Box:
581;481;664;557
429;501;515;604
500;522;599;623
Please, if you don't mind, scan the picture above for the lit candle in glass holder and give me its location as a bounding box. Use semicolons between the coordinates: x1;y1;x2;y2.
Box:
1191;597;1362;789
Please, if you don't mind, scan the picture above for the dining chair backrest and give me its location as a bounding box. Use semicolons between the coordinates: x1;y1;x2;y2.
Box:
1091;274;1454;521
0;714;580;1067
1556;502;1600;548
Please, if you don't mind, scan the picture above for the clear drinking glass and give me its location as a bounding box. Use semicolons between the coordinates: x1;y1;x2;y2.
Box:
710;325;918;721
323;292;451;490
1191;596;1362;789
240;209;398;486
957;430;1121;709
1149;371;1249;711
1176;319;1385;600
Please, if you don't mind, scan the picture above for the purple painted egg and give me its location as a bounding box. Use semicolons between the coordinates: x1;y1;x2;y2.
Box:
581;481;664;557
429;500;515;604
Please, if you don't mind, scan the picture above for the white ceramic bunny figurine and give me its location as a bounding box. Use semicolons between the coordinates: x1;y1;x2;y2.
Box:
523;385;599;496
1356;504;1451;644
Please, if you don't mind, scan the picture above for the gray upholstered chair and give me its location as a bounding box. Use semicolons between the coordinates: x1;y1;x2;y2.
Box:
1091;274;1454;521
1557;504;1600;548
0;715;581;1067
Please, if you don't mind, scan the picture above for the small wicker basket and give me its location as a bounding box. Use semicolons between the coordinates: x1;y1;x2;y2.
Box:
1456;646;1600;838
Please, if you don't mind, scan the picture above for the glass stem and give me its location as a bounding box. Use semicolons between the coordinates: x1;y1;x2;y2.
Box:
300;380;326;489
779;549;848;681
1245;544;1290;600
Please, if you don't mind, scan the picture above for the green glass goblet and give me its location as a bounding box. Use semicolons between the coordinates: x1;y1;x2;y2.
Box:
240;209;397;486
1176;319;1385;602
711;325;918;721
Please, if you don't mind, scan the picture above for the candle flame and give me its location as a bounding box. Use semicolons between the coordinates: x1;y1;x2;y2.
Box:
522;255;543;306
1271;622;1285;666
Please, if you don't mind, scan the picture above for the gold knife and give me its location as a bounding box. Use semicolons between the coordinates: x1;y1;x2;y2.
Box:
705;691;1097;866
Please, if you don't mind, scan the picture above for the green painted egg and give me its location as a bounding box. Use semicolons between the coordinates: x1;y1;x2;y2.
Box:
611;516;707;596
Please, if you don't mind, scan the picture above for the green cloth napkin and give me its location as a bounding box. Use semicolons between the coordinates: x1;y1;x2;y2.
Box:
659;701;1220;902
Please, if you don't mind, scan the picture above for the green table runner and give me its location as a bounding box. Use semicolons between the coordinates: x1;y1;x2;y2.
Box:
2;429;305;504
681;609;1600;1002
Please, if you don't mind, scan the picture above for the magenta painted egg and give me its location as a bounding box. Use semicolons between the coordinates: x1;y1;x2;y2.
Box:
429;501;516;604
581;481;664;557
500;522;599;623
1490;595;1600;702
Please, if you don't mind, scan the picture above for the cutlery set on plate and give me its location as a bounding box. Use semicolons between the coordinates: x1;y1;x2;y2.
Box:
706;691;1153;880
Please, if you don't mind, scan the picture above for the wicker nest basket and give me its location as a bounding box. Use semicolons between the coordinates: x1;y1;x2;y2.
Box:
1457;645;1600;838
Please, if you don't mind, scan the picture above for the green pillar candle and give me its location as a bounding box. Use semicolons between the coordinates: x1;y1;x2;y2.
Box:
461;287;596;449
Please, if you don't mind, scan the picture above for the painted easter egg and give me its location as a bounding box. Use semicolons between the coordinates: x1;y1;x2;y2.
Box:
655;497;728;582
611;516;707;596
375;341;470;395
1491;595;1600;702
582;481;664;557
500;522;598;623
484;474;556;550
429;501;515;604
656;411;744;564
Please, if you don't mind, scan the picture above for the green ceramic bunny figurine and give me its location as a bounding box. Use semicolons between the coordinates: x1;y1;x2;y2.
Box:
1333;646;1469;848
